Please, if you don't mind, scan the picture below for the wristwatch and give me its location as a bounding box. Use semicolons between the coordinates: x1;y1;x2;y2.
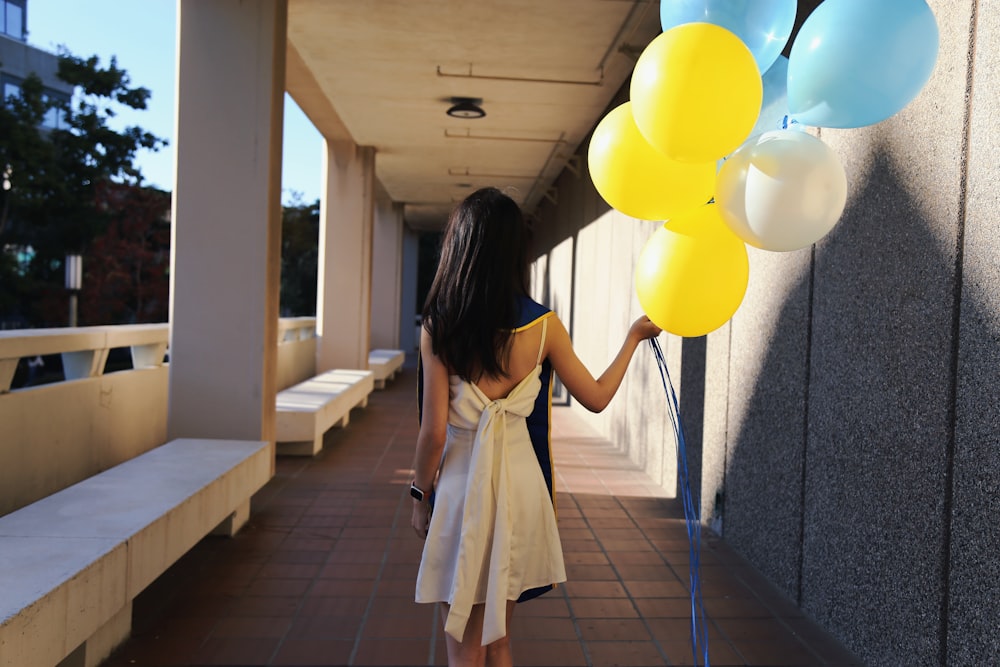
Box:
410;481;427;502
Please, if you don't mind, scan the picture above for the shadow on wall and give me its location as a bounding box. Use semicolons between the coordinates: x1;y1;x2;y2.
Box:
717;142;993;666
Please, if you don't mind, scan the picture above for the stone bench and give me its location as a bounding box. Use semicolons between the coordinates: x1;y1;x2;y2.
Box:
0;438;271;667
275;368;374;456
368;349;405;389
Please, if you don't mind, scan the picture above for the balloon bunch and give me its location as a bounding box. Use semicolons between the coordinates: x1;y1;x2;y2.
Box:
589;0;939;338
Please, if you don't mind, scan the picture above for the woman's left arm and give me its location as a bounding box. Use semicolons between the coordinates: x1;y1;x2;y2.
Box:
411;327;449;538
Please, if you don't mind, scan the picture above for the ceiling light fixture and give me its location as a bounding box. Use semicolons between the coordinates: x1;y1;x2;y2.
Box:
446;97;486;119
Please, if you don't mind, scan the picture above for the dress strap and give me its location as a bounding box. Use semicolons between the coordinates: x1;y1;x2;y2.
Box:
536;316;548;366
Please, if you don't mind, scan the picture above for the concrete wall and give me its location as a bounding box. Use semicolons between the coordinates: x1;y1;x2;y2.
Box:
0;35;73;95
1;319;316;517
399;226;419;352
276;320;317;390
949;3;1000;664
530;163;679;497
529;2;998;663
0;367;169;516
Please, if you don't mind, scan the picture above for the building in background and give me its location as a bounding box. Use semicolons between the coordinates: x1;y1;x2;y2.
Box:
0;0;72;129
1;0;74;329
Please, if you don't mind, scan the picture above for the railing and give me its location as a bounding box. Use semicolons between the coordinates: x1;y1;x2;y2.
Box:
0;323;169;393
0;318;318;516
277;317;318;390
278;316;317;343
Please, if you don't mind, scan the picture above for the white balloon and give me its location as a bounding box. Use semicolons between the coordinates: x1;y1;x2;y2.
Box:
716;130;847;252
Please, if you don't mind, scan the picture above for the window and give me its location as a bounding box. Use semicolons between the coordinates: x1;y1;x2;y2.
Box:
3;79;19;102
2;0;26;40
1;75;70;129
40;91;69;129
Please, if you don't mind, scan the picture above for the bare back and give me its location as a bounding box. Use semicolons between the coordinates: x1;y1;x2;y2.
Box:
472;318;547;401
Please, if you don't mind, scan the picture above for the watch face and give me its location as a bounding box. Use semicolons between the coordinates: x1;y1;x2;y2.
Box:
409;484;423;501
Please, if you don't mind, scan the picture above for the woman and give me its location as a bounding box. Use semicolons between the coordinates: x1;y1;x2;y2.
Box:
411;187;661;667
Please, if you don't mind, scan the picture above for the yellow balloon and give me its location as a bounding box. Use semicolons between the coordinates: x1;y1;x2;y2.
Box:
630;23;763;163
635;204;749;337
588;103;716;221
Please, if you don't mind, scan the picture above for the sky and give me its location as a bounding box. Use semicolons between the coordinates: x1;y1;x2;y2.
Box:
27;0;324;205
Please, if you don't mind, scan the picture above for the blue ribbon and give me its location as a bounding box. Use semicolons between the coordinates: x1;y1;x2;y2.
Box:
649;338;710;667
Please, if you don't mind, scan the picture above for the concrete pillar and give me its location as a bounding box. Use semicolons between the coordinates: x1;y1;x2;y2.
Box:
316;141;375;370
400;226;420;352
168;0;286;443
370;183;404;350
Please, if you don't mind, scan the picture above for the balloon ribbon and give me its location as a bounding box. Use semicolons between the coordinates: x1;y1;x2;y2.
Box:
649;338;710;666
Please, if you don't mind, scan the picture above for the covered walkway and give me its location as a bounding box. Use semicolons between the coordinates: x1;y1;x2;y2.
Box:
102;358;858;667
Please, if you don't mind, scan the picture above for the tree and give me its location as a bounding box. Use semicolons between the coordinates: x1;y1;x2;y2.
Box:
280;196;320;317
0;50;165;327
76;182;171;325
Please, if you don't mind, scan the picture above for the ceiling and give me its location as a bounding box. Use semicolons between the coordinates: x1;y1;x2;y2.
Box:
285;0;663;231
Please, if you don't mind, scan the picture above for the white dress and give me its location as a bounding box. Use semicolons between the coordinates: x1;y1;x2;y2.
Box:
415;317;567;645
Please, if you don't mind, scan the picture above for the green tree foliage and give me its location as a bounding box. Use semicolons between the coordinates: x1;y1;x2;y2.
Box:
0;50;165;327
280;196;320;317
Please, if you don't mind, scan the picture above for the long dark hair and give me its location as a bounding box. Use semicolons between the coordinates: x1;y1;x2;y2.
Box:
423;187;530;382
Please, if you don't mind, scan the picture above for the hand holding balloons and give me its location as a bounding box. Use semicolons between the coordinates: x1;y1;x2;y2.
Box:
581;0;940;336
635;204;749;337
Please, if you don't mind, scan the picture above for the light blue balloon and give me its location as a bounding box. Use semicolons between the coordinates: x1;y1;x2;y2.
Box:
787;0;939;128
751;55;790;136
659;0;797;74
719;56;798;171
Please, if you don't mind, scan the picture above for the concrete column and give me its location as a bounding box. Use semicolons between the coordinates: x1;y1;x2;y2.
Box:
370;183;404;350
168;0;286;443
399;226;420;352
316;141;375;370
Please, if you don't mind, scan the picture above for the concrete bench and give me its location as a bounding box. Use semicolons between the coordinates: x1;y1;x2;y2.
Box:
275;368;374;456
0;438;272;667
368;349;405;389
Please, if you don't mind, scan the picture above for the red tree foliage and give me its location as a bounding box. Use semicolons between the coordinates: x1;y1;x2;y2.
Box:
75;182;171;325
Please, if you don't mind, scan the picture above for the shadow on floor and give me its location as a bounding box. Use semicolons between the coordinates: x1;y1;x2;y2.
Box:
102;360;859;667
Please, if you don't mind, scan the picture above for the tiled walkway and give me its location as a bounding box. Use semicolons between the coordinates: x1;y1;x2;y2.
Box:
103;358;859;667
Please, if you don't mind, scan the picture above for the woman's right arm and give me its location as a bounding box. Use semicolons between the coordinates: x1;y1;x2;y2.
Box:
546;314;661;413
411;327;449;538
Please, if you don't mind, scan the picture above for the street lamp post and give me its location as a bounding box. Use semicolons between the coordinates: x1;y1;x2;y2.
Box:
65;253;82;327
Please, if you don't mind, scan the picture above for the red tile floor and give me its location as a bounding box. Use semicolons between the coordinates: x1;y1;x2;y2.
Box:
102;358;860;667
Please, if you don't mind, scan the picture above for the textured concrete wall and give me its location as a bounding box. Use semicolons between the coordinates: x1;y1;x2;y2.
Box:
530;150;679;497
0;367;168;516
276;334;316;391
529;2;997;664
703;2;990;663
948;1;1000;664
720;246;813;600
